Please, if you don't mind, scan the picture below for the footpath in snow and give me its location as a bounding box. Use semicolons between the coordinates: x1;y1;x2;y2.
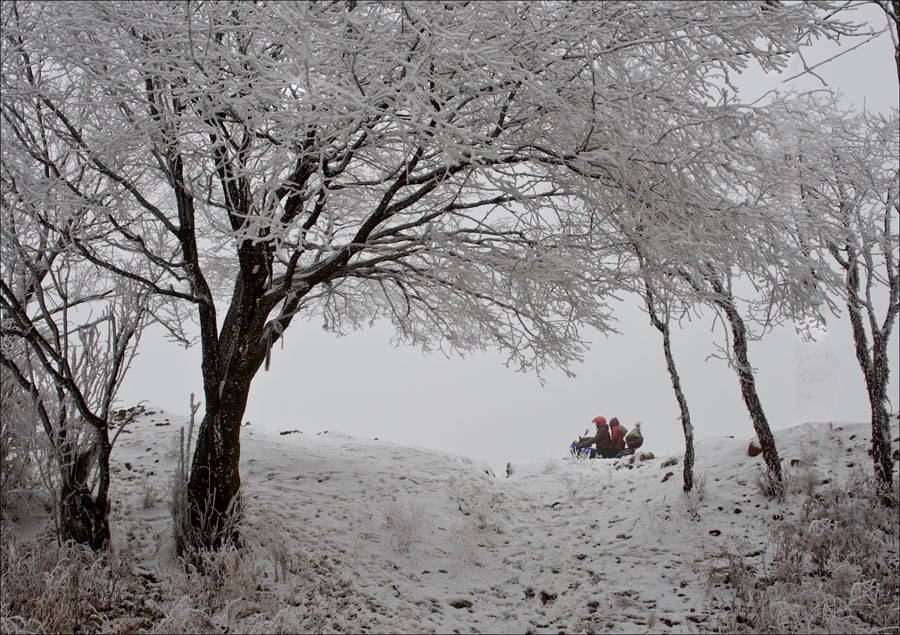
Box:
45;411;897;633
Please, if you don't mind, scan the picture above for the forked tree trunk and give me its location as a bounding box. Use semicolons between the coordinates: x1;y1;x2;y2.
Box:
58;437;112;550
183;252;278;551
845;262;895;500
644;286;695;493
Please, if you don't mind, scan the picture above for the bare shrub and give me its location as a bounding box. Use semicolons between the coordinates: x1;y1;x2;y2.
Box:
177;546;265;615
448;475;505;533
784;448;822;497
754;467;787;501
0;537;155;633
148;596;218;634
560;473;589;505
0;379;40;520
383;498;428;553
684;471;708;518
140;477;158;509
703;538;760;615
170;398;197;559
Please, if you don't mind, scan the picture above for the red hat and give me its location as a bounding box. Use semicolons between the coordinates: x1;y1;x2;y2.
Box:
592;416;607;426
609;417;620;427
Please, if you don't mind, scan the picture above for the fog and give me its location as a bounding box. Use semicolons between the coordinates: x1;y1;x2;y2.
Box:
119;6;899;474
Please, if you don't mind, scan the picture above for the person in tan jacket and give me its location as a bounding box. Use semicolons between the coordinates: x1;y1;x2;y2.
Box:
626;421;644;450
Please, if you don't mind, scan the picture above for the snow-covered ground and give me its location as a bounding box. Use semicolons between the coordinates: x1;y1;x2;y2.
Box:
5;411;898;633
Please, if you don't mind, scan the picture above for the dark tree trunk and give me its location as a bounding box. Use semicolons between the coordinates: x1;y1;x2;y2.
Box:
183;247;280;551
644;285;695;493
185;380;251;550
845;261;895;500
59;482;110;549
58;436;111;550
720;299;784;494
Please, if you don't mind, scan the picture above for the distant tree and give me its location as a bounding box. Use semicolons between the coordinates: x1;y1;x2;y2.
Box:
566;98;847;495
777;98;899;497
0;1;857;549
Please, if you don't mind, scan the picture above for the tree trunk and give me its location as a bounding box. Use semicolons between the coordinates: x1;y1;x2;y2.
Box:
845;272;895;499
866;341;894;497
58;437;111;550
184;258;275;551
185;342;257;551
59;482;110;549
721;300;784;494
644;286;695;493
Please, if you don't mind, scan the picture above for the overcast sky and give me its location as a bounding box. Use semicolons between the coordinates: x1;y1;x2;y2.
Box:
119;5;899;474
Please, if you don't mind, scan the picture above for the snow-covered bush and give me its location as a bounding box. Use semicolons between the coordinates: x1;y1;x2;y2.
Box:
140;477;158;510
560;472;589;505
0;376;40;519
684;471;708;518
383;498;428;553
448;475;505;533
541;457;560;474
176;546;265;615
711;471;900;633
784;448;822;497
0;537;153;633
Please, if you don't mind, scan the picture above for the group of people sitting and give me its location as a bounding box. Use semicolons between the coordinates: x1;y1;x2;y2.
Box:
572;416;643;459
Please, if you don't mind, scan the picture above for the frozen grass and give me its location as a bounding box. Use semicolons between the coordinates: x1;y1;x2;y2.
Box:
708;471;900;633
0;537;156;633
0;525;367;634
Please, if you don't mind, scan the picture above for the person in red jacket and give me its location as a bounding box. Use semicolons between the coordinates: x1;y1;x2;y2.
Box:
609;417;628;453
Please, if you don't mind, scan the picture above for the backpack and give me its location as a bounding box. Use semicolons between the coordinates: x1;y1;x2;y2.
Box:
610;423;626;451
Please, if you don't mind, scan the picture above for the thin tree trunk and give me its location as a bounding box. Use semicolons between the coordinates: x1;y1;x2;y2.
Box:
644;284;695;493
720;299;784;494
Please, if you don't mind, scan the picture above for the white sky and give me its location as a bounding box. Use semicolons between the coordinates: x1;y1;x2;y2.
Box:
119;6;899;475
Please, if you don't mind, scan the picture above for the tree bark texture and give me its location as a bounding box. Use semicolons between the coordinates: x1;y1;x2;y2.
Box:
718;297;784;493
644;286;695;493
184;272;272;550
845;262;895;497
58;436;112;550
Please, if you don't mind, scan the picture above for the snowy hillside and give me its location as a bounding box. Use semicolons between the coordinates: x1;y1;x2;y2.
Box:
3;411;898;633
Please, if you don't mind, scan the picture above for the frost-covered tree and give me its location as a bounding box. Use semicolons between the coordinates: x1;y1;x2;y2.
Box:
0;203;151;548
0;1;857;548
777;98;899;496
873;0;899;83
565;98;847;494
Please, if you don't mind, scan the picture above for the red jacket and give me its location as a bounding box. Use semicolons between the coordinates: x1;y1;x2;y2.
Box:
609;419;627;451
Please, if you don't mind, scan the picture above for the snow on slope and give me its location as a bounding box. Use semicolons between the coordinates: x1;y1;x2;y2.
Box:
105;410;893;633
